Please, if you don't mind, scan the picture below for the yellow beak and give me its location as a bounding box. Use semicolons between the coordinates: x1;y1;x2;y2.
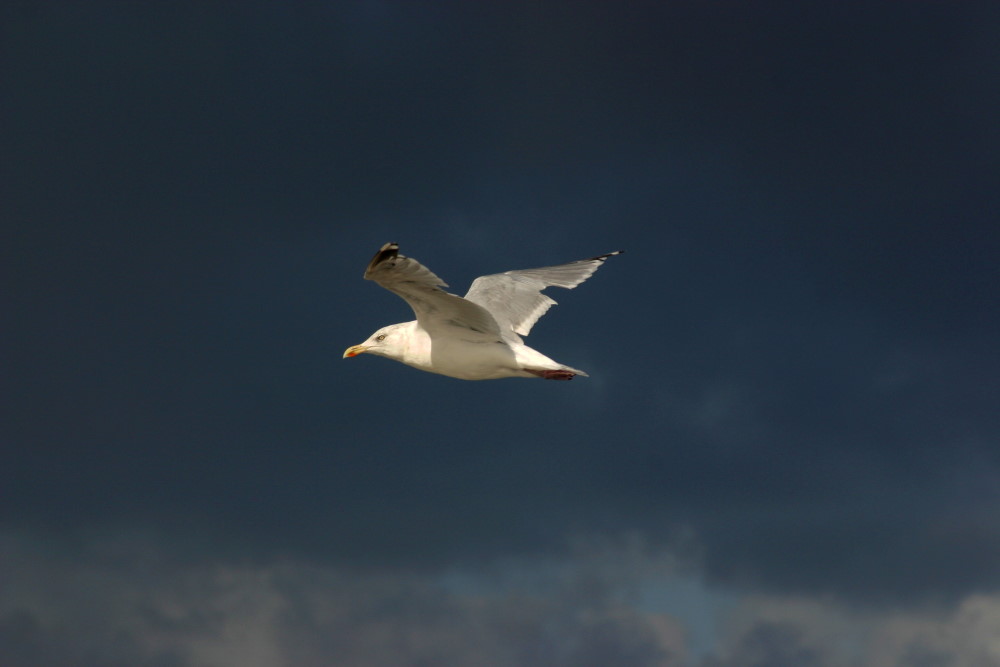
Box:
343;344;367;358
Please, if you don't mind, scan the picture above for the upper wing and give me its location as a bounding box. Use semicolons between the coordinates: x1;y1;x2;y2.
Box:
464;251;622;337
363;243;502;337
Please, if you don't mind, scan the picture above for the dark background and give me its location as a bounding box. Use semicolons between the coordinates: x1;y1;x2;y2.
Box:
3;2;998;665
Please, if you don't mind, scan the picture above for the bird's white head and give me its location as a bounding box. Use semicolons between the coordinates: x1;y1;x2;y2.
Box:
343;323;408;361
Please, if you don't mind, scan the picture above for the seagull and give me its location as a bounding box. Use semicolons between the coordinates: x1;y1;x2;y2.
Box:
343;243;622;380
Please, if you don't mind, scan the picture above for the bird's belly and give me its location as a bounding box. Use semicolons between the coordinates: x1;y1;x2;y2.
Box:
425;338;521;380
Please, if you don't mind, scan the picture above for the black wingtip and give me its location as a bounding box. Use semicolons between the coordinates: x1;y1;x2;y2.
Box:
365;242;400;277
593;250;624;262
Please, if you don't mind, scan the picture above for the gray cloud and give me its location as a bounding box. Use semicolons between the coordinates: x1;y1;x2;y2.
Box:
0;532;689;667
706;593;1000;667
5;531;1000;666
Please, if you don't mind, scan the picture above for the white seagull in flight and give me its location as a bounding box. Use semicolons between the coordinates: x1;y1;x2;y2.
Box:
344;243;622;380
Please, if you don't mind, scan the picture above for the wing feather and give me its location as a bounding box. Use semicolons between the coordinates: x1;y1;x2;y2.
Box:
464;251;622;337
363;243;501;337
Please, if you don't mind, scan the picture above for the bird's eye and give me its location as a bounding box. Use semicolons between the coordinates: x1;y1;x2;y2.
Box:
376;334;386;342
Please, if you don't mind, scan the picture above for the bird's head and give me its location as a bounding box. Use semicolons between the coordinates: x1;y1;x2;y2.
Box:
343;323;407;361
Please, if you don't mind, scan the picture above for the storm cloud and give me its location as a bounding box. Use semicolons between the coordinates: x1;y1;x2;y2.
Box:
3;1;999;664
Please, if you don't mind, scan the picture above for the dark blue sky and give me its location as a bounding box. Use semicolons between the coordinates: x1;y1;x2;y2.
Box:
3;2;999;665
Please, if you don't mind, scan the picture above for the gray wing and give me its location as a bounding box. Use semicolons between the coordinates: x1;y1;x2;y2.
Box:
364;243;502;337
464;251;622;338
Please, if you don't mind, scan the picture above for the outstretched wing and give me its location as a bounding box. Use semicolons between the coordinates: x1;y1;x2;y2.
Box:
364;243;501;337
464;251;622;338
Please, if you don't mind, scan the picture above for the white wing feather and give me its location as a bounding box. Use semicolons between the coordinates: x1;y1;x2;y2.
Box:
464;251;622;338
364;243;501;338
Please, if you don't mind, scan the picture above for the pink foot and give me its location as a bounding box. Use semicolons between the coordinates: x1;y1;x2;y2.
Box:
525;368;576;380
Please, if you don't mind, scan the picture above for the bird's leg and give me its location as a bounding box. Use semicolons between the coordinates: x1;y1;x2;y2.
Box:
525;369;576;380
